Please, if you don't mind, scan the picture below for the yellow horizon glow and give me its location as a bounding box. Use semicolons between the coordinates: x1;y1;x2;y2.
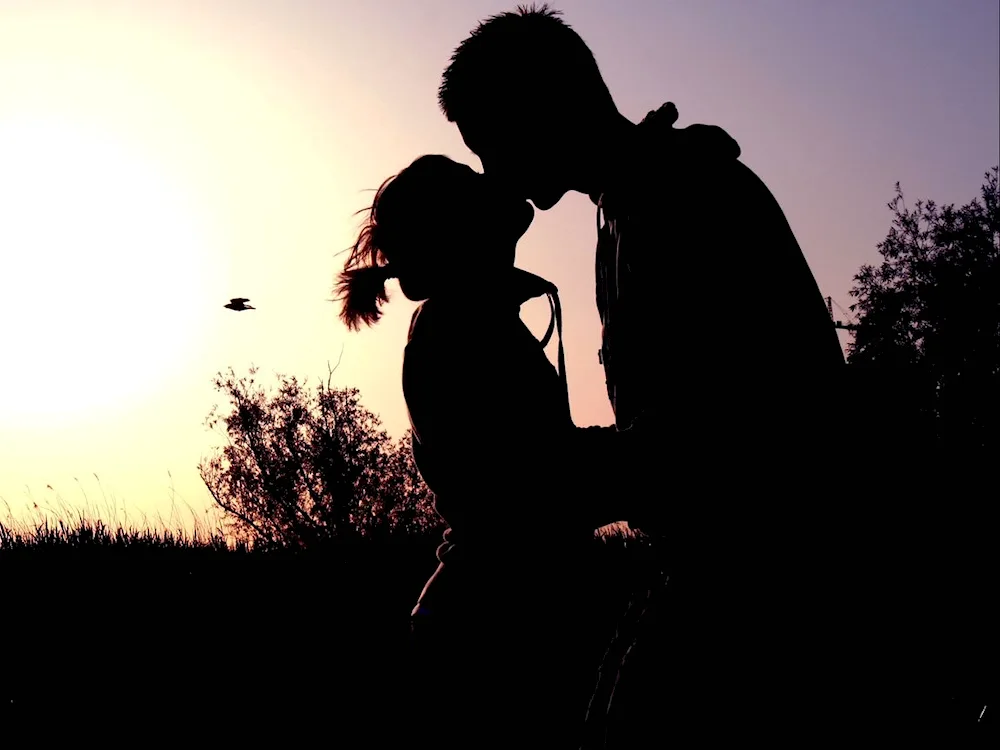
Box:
0;113;220;425
0;6;359;520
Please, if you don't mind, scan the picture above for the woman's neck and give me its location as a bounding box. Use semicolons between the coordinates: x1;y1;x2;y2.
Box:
430;266;549;308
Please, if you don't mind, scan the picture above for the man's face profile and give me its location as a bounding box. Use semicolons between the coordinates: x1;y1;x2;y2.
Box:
457;104;571;211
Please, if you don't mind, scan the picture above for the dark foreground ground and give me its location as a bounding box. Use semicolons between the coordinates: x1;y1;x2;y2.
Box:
1;525;994;745
1;534;441;742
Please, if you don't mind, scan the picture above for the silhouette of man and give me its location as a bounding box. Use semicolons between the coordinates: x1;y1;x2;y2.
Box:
438;5;874;747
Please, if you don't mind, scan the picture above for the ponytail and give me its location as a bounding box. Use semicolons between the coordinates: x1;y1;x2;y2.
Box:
335;176;398;330
335;262;394;331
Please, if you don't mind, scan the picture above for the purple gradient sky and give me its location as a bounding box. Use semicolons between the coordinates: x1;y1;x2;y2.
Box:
0;1;996;522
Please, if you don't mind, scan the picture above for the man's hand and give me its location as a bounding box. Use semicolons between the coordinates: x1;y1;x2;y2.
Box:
615;410;669;537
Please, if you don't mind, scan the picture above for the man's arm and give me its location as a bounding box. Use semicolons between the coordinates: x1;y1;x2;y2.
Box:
563;421;658;529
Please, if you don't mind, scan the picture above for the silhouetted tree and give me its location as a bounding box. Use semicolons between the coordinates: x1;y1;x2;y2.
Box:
848;167;999;453
199;366;441;548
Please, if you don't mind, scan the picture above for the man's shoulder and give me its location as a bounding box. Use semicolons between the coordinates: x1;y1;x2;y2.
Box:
614;156;791;249
632;152;769;206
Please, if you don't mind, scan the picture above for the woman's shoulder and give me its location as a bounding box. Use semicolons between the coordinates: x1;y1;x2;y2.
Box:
405;299;460;363
406;300;431;342
407;299;453;343
402;300;479;400
407;296;508;343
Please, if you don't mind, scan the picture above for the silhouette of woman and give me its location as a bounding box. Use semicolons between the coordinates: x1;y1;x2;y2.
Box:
335;155;643;749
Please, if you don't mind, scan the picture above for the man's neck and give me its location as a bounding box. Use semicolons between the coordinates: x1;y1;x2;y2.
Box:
582;111;639;203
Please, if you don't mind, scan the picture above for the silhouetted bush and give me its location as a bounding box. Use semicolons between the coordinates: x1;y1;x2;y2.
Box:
199;366;442;549
848;166;999;454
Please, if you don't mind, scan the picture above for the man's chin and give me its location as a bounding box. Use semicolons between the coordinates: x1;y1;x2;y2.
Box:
528;187;569;211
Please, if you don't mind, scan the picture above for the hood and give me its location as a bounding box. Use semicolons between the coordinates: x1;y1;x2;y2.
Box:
637;101;741;162
593;101;742;212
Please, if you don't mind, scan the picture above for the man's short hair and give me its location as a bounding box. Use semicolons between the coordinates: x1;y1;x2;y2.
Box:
439;4;614;123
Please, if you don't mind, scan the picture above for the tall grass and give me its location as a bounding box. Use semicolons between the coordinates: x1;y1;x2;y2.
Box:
0;515;239;551
0;473;240;551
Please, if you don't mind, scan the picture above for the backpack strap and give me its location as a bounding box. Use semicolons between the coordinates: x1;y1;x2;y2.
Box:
544;286;571;427
539;293;557;350
510;268;573;426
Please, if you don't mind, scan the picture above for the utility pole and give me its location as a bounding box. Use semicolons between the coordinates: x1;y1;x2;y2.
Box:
827;296;858;331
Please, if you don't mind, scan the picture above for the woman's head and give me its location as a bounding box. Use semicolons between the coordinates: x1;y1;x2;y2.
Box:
335;154;534;330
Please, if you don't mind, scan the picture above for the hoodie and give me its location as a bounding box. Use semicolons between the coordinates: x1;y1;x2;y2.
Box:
592;101;844;441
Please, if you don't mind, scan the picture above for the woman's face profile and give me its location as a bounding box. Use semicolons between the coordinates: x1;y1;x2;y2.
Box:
391;156;534;277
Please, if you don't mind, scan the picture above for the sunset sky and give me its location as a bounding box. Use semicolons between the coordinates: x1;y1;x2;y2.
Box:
1;1;997;527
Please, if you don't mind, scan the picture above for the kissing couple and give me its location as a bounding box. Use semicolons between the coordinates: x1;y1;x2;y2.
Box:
336;5;856;749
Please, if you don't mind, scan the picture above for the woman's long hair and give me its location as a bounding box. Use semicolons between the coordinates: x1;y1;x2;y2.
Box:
335;175;397;331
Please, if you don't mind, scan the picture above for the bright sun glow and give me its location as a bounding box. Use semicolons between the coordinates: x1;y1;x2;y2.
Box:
0;114;219;426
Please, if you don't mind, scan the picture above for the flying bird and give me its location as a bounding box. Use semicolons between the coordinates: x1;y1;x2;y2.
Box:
224;298;255;311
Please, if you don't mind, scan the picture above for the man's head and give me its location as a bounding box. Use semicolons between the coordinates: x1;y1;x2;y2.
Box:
439;4;619;209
